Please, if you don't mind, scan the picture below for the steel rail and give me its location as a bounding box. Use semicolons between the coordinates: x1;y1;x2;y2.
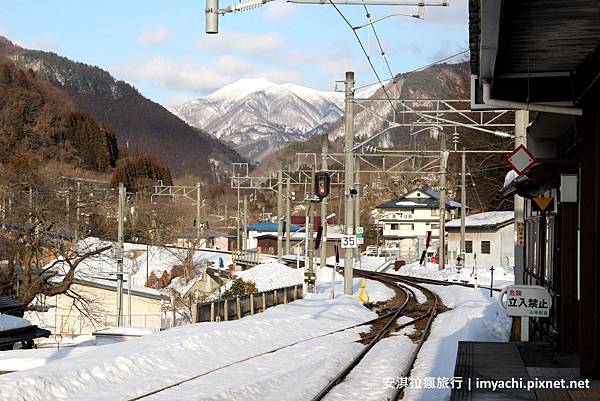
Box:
310;277;412;401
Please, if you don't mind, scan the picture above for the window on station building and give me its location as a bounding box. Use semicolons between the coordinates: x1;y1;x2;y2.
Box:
431;209;440;216
431;223;439;230
465;240;473;253
481;241;491;254
390;223;398;230
399;224;414;230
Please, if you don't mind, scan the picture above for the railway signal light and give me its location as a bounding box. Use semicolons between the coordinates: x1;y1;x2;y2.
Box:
314;171;330;200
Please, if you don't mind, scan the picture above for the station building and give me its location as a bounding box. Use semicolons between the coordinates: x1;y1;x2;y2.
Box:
470;0;600;379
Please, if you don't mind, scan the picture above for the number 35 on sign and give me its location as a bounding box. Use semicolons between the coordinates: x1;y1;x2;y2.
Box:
341;235;357;248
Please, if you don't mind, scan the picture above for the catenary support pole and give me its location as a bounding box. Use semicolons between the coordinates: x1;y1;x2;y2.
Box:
286;178;291;256
320;134;328;269
461;148;466;267
438;132;447;270
243;194;248;250
75;181;81;241
116;182;125;326
196;183;201;241
514;110;528;285
343;71;355;295
277;170;283;263
355;160;361;269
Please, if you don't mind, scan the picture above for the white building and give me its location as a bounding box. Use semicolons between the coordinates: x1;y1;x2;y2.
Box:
375;187;462;259
445;211;514;268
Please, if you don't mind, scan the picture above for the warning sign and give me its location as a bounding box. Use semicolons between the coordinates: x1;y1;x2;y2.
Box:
507;145;537;176
533;197;553;212
500;285;552;317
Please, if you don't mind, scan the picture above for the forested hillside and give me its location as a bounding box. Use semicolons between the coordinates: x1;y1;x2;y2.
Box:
0;36;245;181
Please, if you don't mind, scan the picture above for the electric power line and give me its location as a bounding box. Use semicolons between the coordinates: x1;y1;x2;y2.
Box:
354;49;469;92
327;0;400;115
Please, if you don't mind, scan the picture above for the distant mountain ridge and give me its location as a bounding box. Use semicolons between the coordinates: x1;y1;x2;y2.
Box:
171;79;344;161
0;36;245;181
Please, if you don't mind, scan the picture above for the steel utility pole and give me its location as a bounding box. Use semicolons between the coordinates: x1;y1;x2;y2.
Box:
308;167;316;281
196;183;201;240
460;148;466;268
277;170;283;263
116;182;125;326
243;194;248;250
75;181;81;241
320;134;328;269
236;183;241;250
355;162;361;269
343;71;355;295
514;110;528;285
285;178;291;255
438;132;447;270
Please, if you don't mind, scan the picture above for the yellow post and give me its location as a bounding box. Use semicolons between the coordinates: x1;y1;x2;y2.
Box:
357;278;369;304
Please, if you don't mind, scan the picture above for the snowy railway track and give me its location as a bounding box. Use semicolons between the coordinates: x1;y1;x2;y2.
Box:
312;271;440;401
126;290;409;401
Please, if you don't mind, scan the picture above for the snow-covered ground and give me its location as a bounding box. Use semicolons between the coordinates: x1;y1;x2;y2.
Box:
403;284;512;401
325;255;389;271
59;237;277;290
387;261;515;289
0;246;511;401
234;262;303;291
0;295;376;401
232;262;395;304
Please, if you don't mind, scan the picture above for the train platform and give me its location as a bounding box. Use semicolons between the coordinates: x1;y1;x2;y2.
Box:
449;342;600;401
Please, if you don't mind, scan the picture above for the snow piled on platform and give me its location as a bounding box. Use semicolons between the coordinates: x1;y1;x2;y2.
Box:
403;284;512;401
0;295;376;401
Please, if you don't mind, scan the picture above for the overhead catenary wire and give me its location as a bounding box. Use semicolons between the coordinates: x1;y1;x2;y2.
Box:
326;0;400;116
354;49;469;92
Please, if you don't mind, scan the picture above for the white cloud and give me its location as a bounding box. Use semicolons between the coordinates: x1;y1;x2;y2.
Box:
23;33;60;51
113;54;302;94
261;1;296;21
164;90;201;107
195;30;284;55
137;26;169;45
421;0;468;26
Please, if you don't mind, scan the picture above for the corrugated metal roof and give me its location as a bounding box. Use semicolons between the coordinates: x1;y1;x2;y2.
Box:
248;222;303;232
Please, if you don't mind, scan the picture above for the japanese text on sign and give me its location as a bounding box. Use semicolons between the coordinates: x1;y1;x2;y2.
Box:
500;285;552;317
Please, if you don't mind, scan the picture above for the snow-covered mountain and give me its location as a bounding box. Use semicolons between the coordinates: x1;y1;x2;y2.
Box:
171;79;344;161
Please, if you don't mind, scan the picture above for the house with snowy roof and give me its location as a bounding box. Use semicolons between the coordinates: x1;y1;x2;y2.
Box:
445;211;514;268
375;187;463;259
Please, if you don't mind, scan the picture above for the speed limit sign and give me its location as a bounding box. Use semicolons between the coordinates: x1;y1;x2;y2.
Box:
341;235;357;249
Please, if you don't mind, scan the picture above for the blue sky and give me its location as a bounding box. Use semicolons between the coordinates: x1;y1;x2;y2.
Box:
1;0;468;106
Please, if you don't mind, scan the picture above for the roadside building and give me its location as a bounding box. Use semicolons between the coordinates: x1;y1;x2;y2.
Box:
445;211;514;268
175;230;235;251
253;224;343;257
375;187;463;259
26;275;167;337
